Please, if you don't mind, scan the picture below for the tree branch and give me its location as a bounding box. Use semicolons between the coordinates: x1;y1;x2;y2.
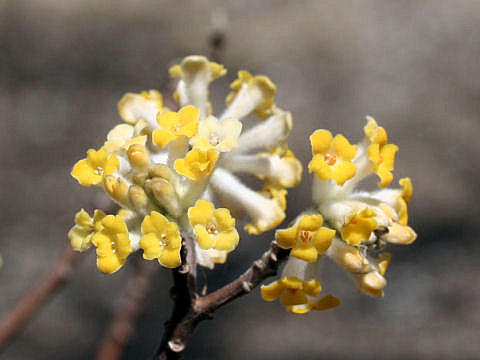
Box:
195;242;290;313
154;241;290;359
0;246;82;353
95;259;155;360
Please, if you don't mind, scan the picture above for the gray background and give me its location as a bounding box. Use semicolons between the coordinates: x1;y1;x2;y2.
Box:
0;1;479;359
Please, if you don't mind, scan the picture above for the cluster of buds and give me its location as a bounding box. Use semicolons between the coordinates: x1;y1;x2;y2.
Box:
262;117;417;314
68;55;302;273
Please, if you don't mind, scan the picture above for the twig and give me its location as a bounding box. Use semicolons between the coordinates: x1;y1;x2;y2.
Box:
154;241;290;359
155;232;199;360
196;242;290;313
95;258;155;360
0;246;82;352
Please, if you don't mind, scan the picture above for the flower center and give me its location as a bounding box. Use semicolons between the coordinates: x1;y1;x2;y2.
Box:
209;133;221;146
299;230;313;244
94;166;104;176
324;153;337;166
287;288;298;294
206;222;218;235
160;233;168;245
111;239;117;254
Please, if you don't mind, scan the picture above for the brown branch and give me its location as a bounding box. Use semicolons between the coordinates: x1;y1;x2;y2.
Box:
154;241;290;360
0;246;82;353
95;259;155;360
196;242;290;313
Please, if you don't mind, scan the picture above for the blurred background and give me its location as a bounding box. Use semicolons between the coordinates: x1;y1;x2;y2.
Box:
1;0;479;359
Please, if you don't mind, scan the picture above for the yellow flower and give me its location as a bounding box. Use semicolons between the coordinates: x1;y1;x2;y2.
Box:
68;209;106;251
71;147;119;186
308;129;357;186
261;276;339;314
140;211;181;268
104;123;147;153
377;252;392;276
276;215;336;262
174;149;218;180
226;70;276;119
398;177;412;225
259;183;288;211
188;200;239;251
169;58;226;82
118;90;164;125
341;208;378;246
255;146;303;188
152;105;199;148
364;116;399;188
92;215;132;274
190;116;242;152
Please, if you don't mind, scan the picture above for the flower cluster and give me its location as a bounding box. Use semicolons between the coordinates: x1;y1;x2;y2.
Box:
262;117;417;314
69;55;302;274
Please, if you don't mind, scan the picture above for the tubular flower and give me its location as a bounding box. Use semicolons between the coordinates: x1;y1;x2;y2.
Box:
189;116;242;152
152;105;200;148
276;215;335;262
340;208;378;246
169;56;226;118
261;258;340;314
68;209;106;251
308;129;357;186
188;200;239;251
174;149;218;181
104;124;147;153
92;215;133;274
69;55;300;273
140;211;181;268
71;147;119;186
364;116;399;188
224;70;276;119
118;90;165;126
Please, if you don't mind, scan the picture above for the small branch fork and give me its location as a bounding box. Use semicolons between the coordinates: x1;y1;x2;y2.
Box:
155;236;290;360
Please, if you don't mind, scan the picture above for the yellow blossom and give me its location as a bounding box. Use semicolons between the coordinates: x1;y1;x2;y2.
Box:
364;116;399;188
276;215;336;262
308;129;357;186
92;215;132;274
226;70;276;119
190;116;242;152
341;208;378;246
377;252;392;276
261;276;339;314
118;90;164;125
174;149;218;180
255;146;303;188
71;147;119;186
398;177;412;225
68;209;106;251
169;58;226;82
188;200;239;251
104;123;147;153
140;211;181;268
259;183;288;211
152;105;199;148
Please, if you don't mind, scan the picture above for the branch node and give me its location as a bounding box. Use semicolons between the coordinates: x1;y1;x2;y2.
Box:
178;265;190;274
168;339;185;353
252;260;263;271
242;281;253;293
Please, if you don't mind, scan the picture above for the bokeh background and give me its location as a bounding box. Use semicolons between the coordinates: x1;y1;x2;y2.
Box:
1;0;479;359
